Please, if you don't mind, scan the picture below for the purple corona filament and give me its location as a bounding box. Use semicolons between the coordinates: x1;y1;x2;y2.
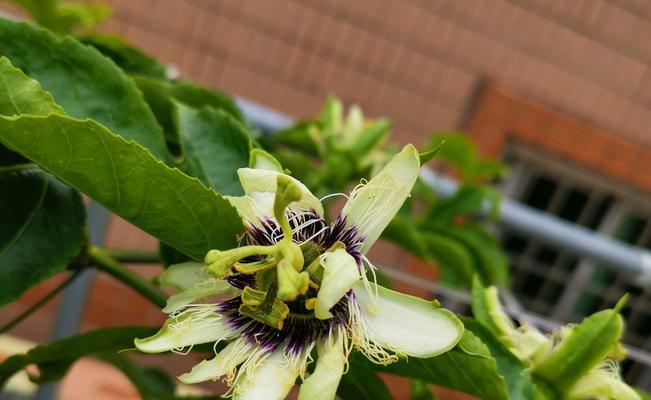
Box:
221;210;364;356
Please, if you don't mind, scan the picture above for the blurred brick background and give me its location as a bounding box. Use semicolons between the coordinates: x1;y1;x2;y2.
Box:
96;0;651;149
2;0;651;399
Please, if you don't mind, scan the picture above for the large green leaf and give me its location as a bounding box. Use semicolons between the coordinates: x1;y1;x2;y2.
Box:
81;34;167;79
377;329;509;400
422;232;476;287
0;114;244;260
134;75;244;141
425;223;509;287
174;101;250;196
339;354;393;400
0;326;156;387
0;166;85;305
0;18;170;162
0;56;86;304
462;317;545;400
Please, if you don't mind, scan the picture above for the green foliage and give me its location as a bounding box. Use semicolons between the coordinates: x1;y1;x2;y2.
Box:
0;167;85;305
134;75;244;143
378;329;510;400
428;133;506;182
174;101;251;196
0;56;86;305
0;18;171;162
0;326;156;386
532;307;624;396
338;355;393;400
0;50;244;260
9;0;111;34
410;380;435;400
462;318;545;400
81;33;167;78
0;113;244;260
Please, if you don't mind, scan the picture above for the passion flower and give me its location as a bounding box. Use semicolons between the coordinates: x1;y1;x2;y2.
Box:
135;145;463;399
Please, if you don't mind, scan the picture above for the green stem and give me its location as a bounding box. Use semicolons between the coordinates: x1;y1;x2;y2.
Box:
102;247;161;264
0;270;82;334
89;246;167;308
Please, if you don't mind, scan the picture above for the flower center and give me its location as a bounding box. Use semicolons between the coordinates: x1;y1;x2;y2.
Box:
218;210;363;355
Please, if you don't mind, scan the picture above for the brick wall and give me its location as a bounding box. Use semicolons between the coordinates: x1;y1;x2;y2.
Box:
84;0;651;149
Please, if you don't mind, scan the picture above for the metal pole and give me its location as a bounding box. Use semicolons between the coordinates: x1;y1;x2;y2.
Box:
34;202;110;400
418;169;651;280
235;96;651;280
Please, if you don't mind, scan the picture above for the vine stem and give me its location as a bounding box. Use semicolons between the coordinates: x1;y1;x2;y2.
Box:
89;246;167;308
0;270;82;334
102;247;161;264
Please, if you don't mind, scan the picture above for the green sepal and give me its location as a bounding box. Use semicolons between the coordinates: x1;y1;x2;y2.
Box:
532;307;624;395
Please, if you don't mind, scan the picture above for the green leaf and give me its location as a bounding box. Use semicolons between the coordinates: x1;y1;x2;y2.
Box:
171;80;244;123
429;133;476;177
428;133;505;182
264;120;320;155
0;56;86;304
426;184;500;224
382;215;477;288
422;232;475;288
382;215;431;260
0;19;171;162
462;317;545;400
0;167;85;306
81;34;167;78
419;140;444;166
410;379;435;400
532;307;624;396
0;326;156;387
425;224;509;287
10;0;111;34
134;75;244;139
350;119;390;155
338;354;393;400
174;101;250;196
471;276;512;342
0;114;244;260
0;56;63;116
378;329;509;400
159;242;192;268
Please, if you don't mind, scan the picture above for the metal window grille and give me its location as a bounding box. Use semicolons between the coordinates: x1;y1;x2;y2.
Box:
500;141;651;387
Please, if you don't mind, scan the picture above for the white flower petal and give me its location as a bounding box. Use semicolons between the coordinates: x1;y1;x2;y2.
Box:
315;248;360;320
225;195;267;226
158;262;207;291
178;339;253;384
298;331;346;400
237;168;324;216
249;148;283;172
163;279;238;314
352;281;463;358
233;349;301;400
134;308;235;353
341;144;420;253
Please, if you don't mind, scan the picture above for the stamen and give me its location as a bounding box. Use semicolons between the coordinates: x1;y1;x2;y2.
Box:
319;192;350;202
347;296;399;365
